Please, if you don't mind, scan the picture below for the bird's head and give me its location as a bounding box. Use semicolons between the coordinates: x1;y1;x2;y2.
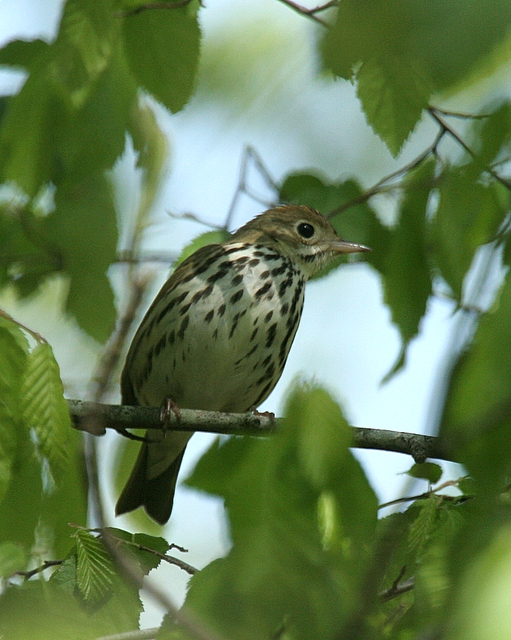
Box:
230;204;370;277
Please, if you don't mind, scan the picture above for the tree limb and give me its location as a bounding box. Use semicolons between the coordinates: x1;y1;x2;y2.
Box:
96;629;159;640
67;400;457;463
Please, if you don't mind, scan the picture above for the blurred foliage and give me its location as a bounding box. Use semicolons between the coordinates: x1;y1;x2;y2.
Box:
2;1;511;639
0;0;196;337
322;0;511;153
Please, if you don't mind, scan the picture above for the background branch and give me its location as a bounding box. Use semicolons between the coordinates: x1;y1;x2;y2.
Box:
67;400;456;463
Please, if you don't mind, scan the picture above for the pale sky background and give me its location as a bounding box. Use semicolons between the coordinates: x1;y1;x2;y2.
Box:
0;0;481;627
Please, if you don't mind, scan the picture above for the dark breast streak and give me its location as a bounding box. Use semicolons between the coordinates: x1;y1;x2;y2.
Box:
123;242;306;411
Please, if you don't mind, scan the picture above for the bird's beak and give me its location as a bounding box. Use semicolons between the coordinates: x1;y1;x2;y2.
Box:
331;240;372;254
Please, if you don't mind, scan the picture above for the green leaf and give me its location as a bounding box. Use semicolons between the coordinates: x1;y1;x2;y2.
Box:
322;0;511;92
408;497;439;556
0;318;40;554
40;431;88;559
374;512;415;589
0;58;70;196
0;204;58;297
448;522;511;640
474;101;511;168
157;615;199;640
458;477;476;497
286;385;378;557
432;168;506;299
0;436;43;555
0;582;87;640
186;438;347;640
291;386;352;488
0;322;28;503
0;575;141;639
105;527;170;575
280;172;352;214
128;100;170;248
50;553;78;594
320;1;360;80
0;314;30;357
185;383;377;640
0;39;50;71
60;42;136;177
175;229;230;267
322;2;511;154
20;342;71;480
75;529;115;606
52;546;143;633
44;172;118;342
446;278;511;427
405;462;443;484
410;502;464;618
0;0;119;196
356;56;430;156
0;542;27;578
381;159;434;375
122;3;201;113
53;0;118;109
440;272;511;493
132;532;170;569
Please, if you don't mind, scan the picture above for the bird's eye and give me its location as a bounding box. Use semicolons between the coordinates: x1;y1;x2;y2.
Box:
297;222;315;239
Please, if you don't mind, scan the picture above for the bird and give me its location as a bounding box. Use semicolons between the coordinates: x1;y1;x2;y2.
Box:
116;204;370;524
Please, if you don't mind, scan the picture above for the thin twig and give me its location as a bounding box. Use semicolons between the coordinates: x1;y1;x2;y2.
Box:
379;577;415;603
428;106;511;190
0;308;47;345
378;480;466;510
224;146;280;230
91;274;153;402
277;0;338;27
246;146;281;194
326;126;445;219
15;559;63;580
116;250;179;265
166;210;224;229
106;532;198;576
430;106;492;120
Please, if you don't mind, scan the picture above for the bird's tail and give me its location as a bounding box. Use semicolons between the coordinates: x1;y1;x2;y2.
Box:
115;437;188;525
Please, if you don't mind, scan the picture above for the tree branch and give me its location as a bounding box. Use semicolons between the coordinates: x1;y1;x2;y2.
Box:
67;400;457;463
277;0;338;27
96;629;159;640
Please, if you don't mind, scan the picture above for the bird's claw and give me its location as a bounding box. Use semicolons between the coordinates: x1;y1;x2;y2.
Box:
250;407;275;421
159;397;182;438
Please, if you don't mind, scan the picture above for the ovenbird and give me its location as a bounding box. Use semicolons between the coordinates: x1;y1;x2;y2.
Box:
116;204;369;524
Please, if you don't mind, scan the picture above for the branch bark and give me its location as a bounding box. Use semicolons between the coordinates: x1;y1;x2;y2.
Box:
67;400;457;463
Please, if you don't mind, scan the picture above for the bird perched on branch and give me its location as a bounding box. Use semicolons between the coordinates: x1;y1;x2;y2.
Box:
116;204;370;524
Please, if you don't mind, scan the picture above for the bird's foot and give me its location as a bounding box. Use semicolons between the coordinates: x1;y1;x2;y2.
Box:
159;397;182;438
250;407;275;421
